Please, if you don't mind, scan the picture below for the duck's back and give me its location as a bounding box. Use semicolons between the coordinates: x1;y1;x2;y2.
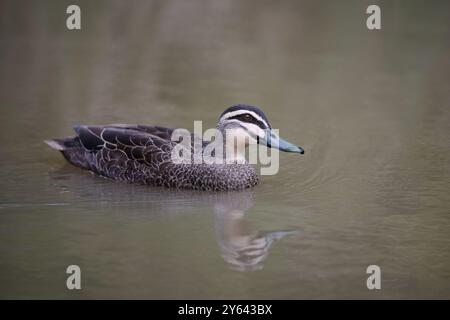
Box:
45;124;259;191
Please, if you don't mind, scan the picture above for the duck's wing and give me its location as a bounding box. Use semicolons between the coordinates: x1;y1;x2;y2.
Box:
104;124;206;147
104;124;175;142
74;125;176;164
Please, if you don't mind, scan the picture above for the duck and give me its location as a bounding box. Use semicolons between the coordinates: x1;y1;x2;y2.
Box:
45;104;304;191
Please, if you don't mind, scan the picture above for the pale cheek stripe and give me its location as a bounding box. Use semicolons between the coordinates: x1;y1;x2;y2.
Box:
226;121;264;139
239;122;265;137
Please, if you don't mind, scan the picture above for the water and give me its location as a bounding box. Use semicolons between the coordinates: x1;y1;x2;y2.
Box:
0;0;449;299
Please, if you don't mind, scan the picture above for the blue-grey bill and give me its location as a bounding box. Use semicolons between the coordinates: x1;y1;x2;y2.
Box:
260;130;305;154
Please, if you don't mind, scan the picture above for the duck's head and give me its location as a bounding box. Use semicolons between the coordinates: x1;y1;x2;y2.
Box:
217;104;305;154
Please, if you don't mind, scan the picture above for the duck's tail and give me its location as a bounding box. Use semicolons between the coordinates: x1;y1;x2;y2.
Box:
44;138;74;151
45;137;90;170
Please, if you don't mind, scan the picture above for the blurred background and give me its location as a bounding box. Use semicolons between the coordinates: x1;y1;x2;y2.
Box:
0;0;449;298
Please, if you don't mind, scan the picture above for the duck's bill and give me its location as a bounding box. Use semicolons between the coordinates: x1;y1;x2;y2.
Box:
259;130;305;154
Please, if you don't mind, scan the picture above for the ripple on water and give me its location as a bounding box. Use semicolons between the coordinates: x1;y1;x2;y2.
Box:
257;130;347;202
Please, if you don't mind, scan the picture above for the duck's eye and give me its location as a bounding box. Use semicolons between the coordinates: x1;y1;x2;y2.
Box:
244;114;252;120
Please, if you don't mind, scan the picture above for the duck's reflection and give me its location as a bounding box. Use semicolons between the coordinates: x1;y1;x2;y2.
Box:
49;167;297;272
213;191;297;272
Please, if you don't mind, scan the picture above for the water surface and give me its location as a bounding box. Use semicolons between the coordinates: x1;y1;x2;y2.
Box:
0;0;449;299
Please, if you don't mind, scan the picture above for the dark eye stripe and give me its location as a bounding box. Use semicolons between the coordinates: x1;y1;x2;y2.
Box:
228;113;268;129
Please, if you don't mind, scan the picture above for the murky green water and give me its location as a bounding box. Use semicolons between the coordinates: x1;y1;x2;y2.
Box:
1;0;449;299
